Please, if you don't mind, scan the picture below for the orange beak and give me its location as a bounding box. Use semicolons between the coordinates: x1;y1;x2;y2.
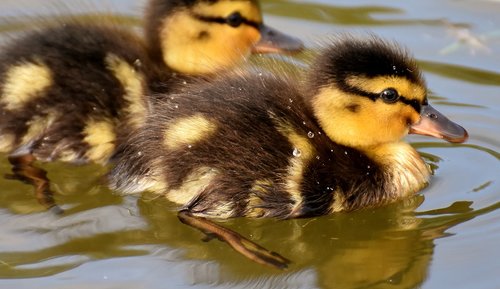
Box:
410;104;468;143
252;24;304;54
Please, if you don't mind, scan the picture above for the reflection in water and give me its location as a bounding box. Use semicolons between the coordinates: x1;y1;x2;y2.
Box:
1;169;497;289
139;195;499;289
440;20;499;55
262;0;443;27
418;61;500;87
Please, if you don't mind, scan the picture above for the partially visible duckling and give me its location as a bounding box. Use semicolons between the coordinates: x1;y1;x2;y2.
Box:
109;35;468;268
0;0;303;211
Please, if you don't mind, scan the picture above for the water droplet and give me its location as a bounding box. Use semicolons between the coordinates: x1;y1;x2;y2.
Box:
293;148;302;157
318;131;322;135
315;156;320;160
134;59;142;68
182;81;187;85
392;65;397;71
187;144;192;149
367;165;371;169
174;104;179;109
344;151;348;155
137;151;143;156
307;131;315;138
258;72;263;76
366;172;370;175
289;98;293;103
302;121;306;125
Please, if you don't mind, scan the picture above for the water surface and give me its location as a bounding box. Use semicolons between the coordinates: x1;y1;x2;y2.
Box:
0;0;499;288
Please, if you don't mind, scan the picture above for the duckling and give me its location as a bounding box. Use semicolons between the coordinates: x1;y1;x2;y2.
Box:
0;0;303;211
108;35;468;269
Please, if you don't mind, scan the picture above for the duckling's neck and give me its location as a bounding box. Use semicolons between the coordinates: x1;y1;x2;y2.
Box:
362;142;431;199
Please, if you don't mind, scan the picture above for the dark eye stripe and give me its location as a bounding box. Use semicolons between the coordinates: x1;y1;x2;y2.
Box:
192;13;260;30
399;96;421;113
341;83;422;113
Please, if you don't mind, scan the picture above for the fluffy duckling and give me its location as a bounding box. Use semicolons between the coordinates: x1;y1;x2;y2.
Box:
0;0;302;210
109;35;468;268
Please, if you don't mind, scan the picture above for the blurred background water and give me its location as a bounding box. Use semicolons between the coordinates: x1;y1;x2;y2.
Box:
0;0;499;288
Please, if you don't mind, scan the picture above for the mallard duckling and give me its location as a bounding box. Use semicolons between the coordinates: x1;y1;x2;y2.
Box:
108;35;468;268
0;0;302;211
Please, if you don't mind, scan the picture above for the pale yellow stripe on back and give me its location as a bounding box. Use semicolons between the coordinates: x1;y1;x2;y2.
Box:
330;191;346;213
246;179;273;217
105;54;147;128
21;112;59;147
163;114;217;150
0;134;15;152
1;61;53;111
83;119;117;164
166;166;219;205
272;117;315;213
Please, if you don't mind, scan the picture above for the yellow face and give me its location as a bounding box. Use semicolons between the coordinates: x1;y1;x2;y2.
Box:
312;76;427;148
160;0;262;75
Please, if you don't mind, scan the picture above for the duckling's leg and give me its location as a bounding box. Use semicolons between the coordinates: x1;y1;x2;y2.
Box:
177;210;291;269
5;154;63;214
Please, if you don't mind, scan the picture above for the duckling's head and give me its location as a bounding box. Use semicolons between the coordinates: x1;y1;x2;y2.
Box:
307;36;468;149
145;0;303;75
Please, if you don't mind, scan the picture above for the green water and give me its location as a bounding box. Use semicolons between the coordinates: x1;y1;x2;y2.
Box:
0;0;499;288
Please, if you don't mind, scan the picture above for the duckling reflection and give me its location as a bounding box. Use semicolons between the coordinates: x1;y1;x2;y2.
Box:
136;194;484;289
0;0;302;212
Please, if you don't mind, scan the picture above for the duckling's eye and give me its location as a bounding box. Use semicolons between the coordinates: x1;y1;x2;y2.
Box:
380;88;400;103
227;12;244;28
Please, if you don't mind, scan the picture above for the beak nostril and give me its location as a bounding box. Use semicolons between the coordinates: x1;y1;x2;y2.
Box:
412;104;468;143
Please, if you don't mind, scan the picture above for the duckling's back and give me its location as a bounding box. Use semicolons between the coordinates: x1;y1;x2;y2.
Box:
0;23;151;163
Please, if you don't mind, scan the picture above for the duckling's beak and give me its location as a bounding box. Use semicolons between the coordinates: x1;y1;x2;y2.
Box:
410;104;468;143
252;24;304;54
